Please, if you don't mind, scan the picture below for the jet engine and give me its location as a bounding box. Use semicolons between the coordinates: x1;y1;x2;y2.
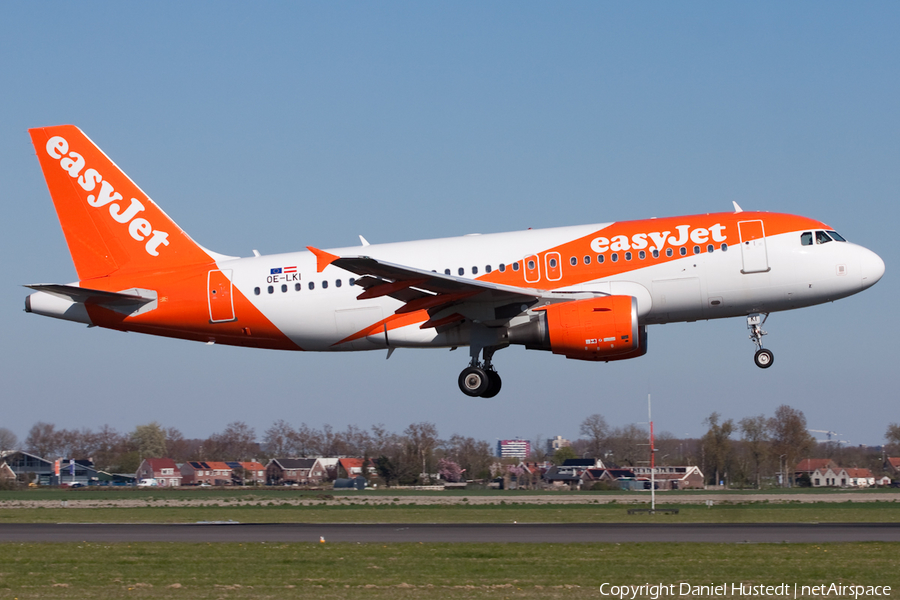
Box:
507;295;647;361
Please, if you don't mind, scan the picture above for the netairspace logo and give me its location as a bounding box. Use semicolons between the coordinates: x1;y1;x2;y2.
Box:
598;582;892;599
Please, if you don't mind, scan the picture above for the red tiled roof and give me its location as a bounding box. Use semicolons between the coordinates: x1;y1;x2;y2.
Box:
845;468;874;478
240;462;266;471
886;457;900;469
795;459;834;472
144;458;177;471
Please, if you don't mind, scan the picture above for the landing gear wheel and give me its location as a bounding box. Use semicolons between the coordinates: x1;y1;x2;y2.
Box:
459;366;490;397
481;371;502;398
754;348;774;369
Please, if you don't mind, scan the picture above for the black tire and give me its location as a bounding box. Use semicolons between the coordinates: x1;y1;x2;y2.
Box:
459;366;490;396
481;371;502;398
754;348;774;369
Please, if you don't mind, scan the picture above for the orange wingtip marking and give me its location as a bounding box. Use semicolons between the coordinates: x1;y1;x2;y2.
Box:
306;246;339;273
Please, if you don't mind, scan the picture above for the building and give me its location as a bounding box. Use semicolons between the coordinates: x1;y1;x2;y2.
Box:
180;461;235;485
795;459;838;481
136;458;182;487
497;439;531;459
845;468;875;488
547;436;570;453
811;467;849;487
266;458;316;485
629;466;705;490
0;451;55;485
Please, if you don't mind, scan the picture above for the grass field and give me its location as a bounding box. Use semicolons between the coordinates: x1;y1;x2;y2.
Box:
0;542;897;599
2;502;900;524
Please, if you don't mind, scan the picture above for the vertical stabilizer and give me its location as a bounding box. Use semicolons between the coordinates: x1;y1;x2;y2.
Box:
29;125;213;280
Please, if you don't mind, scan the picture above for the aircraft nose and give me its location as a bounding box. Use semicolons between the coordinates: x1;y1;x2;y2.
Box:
859;247;885;289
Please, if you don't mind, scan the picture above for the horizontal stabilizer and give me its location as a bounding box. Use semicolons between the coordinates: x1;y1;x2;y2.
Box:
24;284;155;308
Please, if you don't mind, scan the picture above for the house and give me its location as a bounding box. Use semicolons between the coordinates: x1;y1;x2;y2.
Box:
266;458;316;485
235;461;267;485
845;468;875;488
884;457;900;476
180;461;234;485
796;459;838;481
582;468;637;489
811;467;849;487
876;475;892;486
338;458;373;479
0;462;16;483
628;466;705;490
310;458;340;483
136;458;182;487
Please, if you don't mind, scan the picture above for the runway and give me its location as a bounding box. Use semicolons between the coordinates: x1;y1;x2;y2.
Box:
2;522;899;543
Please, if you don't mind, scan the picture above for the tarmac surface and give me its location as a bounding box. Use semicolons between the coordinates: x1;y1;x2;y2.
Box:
2;522;899;543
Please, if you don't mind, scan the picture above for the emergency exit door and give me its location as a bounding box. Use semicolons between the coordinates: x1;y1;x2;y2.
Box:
208;269;236;322
738;220;770;274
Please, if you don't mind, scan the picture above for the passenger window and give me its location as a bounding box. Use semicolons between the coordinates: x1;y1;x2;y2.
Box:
444;269;451;275
707;244;714;253
639;250;646;260
624;252;632;261
693;246;700;255
281;284;287;293
254;287;260;295
816;231;832;244
680;247;687;256
499;264;506;272
583;255;591;265
721;243;728;251
527;259;536;270
472;266;478;275
548;258;557;268
652;249;659;258
295;283;302;291
349;278;355;286
570;257;577;266
485;265;492;273
611;253;618;262
801;232;813;246
267;286;274;294
512;263;520;272
597;255;605;264
666;248;673;257
458;267;465;276
322;280;328;289
827;230;847;242
309;282;315;290
335;279;342;287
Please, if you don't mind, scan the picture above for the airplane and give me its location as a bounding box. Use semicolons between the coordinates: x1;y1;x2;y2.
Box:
24;125;885;397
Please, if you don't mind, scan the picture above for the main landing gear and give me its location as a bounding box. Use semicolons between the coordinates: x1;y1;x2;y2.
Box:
458;345;502;398
747;313;774;369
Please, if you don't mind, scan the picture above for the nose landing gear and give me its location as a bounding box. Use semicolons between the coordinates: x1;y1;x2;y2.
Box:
458;345;503;397
747;313;774;369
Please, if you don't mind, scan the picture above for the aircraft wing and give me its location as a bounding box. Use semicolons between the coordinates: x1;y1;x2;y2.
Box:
307;247;547;327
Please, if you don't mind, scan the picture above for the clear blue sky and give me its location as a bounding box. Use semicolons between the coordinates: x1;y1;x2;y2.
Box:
1;3;897;448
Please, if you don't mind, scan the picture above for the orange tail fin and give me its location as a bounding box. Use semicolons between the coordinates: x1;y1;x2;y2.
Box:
29;125;214;280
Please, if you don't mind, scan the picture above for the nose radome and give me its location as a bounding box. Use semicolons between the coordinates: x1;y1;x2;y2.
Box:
860;248;885;289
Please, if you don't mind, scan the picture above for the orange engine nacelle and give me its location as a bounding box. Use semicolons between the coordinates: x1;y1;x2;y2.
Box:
507;296;644;361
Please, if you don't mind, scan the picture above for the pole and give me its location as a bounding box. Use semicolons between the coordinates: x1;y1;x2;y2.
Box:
649;394;655;512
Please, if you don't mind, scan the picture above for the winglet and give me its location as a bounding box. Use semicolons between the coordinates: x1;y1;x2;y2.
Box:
306;246;339;273
732;201;743;213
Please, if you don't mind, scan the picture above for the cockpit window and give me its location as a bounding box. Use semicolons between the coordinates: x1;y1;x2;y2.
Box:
815;230;832;244
826;230;847;242
801;232;813;246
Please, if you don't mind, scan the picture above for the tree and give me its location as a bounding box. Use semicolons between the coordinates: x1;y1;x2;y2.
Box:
0;427;18;451
205;421;257;461
444;435;493;480
130;422;167;459
579;414;609;459
739;415;769;488
437;458;463;483
404;422;439;483
702;412;734;486
886;423;900;453
263;419;297;457
768;405;815;487
552;445;577;465
25;422;65;459
605;424;648;467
